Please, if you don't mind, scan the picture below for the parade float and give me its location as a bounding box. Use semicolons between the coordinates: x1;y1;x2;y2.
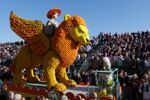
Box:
5;10;120;100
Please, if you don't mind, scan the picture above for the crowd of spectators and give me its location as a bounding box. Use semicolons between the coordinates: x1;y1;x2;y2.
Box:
118;69;150;100
0;31;149;99
89;32;147;68
0;41;24;65
0;41;25;100
71;31;149;78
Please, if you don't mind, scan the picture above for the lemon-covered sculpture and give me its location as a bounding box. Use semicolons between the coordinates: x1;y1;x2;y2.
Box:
10;12;90;92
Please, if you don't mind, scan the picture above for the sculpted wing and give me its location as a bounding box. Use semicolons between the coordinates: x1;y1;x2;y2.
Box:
10;11;50;55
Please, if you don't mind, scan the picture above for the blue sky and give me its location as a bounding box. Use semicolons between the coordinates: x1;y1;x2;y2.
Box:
0;0;150;42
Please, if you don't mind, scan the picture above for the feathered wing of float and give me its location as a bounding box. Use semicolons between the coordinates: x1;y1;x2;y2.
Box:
10;11;90;92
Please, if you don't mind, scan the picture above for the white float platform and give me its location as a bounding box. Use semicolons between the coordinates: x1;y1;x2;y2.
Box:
63;85;99;96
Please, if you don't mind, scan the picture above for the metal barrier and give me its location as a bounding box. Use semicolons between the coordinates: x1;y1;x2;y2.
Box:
92;68;120;100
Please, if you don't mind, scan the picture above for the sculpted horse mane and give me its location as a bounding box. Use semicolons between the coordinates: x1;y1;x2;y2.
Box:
52;16;87;67
10;12;90;92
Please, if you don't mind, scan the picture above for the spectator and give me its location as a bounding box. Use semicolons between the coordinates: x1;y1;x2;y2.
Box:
81;72;88;84
61;94;68;100
130;74;139;100
74;73;82;84
0;79;3;89
14;94;22;100
123;72;129;100
0;84;9;100
8;91;15;100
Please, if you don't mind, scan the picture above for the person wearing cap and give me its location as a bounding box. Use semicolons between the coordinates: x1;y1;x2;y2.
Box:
45;8;61;36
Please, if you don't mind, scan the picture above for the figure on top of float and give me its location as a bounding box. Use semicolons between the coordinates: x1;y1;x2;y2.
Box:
45;8;61;36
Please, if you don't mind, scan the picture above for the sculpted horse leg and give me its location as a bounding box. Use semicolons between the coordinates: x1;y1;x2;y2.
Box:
43;50;66;92
26;53;43;82
13;46;31;85
13;64;25;85
26;68;40;82
56;67;77;87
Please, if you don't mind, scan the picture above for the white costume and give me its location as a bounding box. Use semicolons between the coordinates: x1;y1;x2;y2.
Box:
45;19;59;36
46;19;59;27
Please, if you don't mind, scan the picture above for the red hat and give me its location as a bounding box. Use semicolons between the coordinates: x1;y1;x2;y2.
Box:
47;8;61;19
